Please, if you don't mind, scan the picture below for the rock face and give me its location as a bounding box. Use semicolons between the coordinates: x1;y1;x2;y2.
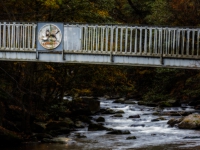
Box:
178;114;200;129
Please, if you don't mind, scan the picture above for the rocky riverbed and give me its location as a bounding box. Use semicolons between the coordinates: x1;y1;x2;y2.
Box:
2;96;200;150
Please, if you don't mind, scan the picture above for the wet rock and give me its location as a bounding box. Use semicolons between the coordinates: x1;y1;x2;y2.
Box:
113;98;125;103
178;114;200;129
131;124;145;127
112;114;123;117
151;117;166;122
128;115;140;118
88;123;107;131
183;136;200;139
107;129;131;134
96;117;105;122
102;108;116;114
126;136;137;140
167;118;183;127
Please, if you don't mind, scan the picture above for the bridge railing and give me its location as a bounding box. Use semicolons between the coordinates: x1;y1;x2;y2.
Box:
74;24;200;58
0;22;200;58
0;22;36;51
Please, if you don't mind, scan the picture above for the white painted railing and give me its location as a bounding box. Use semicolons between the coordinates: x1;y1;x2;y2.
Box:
0;22;36;51
1;22;200;58
78;25;200;57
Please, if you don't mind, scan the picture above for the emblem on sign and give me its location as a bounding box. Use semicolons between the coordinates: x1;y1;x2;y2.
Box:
38;24;62;50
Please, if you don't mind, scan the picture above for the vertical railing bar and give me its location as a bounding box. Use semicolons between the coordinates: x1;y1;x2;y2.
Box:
139;28;142;53
172;30;176;55
101;27;104;52
176;29;180;55
110;26;113;52
165;28;168;55
149;28;152;54
105;25;108;52
134;27;137;53
181;30;185;56
92;27;95;51
8;24;10;49
84;26;86;51
160;28;163;55
125;26;128;53
0;23;2;48
32;24;36;50
120;27;123;53
88;26;90;51
163;28;166;54
192;30;195;56
22;24;25;49
144;27;147;54
28;25;30;49
3;22;6;48
115;26;118;52
154;28;157;54
130;28;133;53
15;24;18;49
11;23;14;49
186;29;190;56
95;25;98;51
167;30;171;55
13;22;16;49
197;30;200;56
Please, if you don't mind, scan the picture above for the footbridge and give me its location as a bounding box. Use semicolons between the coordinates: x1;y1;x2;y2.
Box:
1;22;200;69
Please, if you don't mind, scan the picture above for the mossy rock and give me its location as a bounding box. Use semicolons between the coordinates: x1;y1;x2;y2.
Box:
178;114;200;129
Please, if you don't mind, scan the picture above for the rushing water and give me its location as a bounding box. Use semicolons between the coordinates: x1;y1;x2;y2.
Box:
4;98;200;150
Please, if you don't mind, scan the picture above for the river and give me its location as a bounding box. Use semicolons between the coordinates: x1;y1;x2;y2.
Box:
3;98;200;150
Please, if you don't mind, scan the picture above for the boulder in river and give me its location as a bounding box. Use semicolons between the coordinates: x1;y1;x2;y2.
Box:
96;117;105;122
128;115;140;118
167;118;183;127
107;129;131;134
178;114;200;129
126;136;137;140
88;123;107;131
102;108;116;114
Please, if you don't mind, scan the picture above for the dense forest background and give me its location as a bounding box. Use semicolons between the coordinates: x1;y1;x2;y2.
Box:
1;0;200;141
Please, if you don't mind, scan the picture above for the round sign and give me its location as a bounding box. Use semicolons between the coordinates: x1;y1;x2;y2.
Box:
38;24;62;50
